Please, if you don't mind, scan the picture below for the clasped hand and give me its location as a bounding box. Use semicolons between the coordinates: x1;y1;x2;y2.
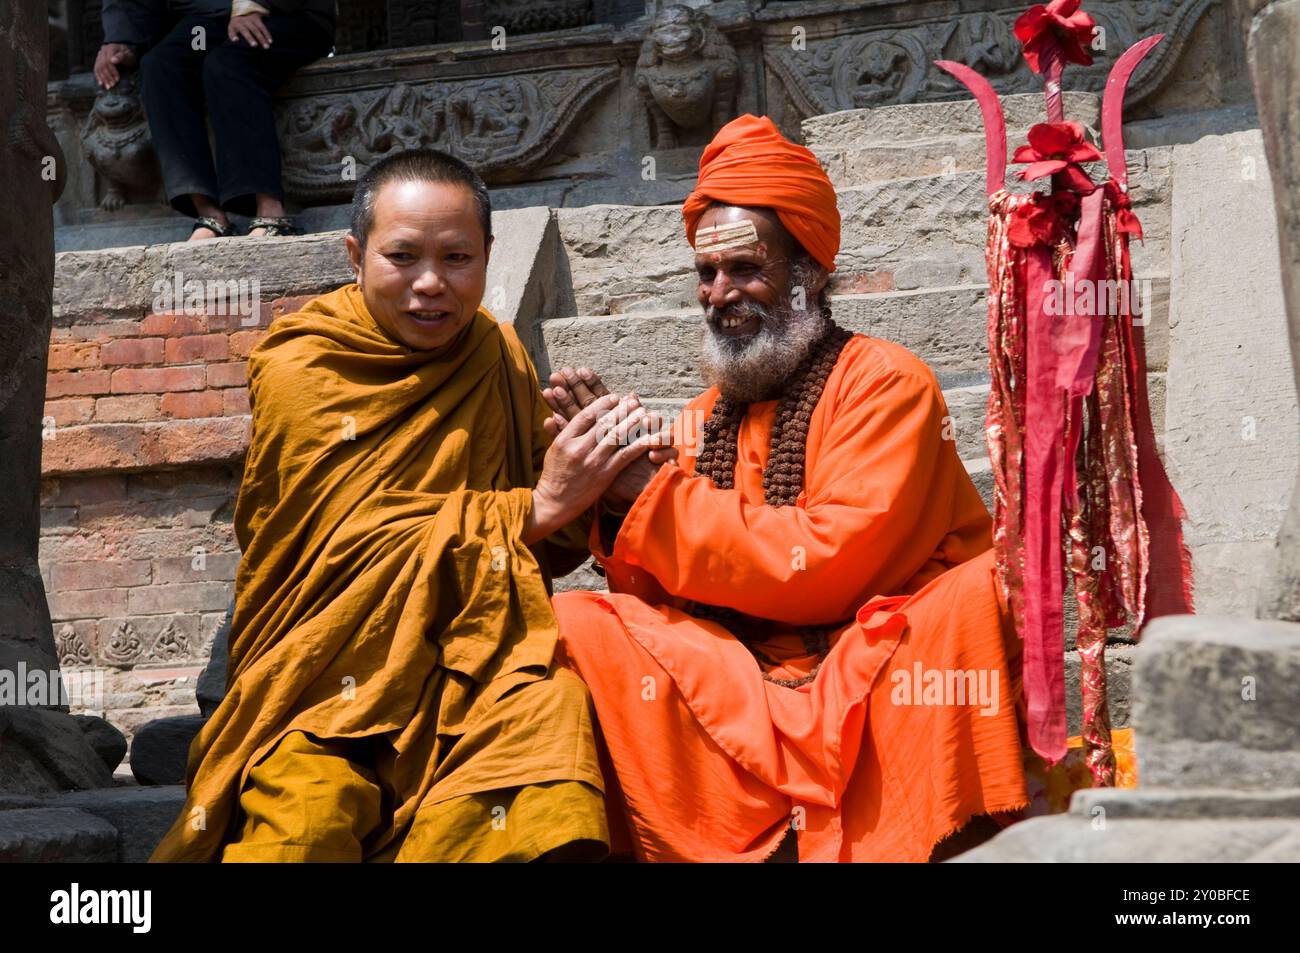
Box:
524;367;676;544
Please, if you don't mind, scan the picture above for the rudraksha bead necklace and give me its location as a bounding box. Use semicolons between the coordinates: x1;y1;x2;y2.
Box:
688;319;855;688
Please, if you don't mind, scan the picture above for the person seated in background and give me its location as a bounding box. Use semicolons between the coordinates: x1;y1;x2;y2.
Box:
544;115;1031;863
151;148;673;862
95;0;335;239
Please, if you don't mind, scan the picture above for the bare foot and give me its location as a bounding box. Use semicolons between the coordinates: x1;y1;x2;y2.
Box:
189;226;220;241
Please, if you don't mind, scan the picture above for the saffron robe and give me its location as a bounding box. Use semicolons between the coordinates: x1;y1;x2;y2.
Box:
151;284;606;862
553;334;1031;862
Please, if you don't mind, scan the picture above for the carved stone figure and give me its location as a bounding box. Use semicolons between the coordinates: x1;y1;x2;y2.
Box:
636;4;738;150
959;11;1020;75
80;71;157;211
284;98;359;158
851;39;914;107
361;83;430;156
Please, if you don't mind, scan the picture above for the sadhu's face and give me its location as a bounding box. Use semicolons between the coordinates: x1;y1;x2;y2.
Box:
692;203;833;403
694;205;806;338
345;179;491;353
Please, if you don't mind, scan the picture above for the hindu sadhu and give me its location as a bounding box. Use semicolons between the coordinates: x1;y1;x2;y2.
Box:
545;115;1031;862
152;149;670;862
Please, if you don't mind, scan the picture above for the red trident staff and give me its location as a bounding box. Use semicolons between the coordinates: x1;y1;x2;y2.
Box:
934;1;1195;784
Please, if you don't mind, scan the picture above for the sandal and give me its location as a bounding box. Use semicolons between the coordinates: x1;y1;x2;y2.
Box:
191;215;235;238
247;216;299;237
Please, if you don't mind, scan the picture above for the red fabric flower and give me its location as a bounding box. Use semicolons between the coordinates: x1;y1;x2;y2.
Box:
1008;198;1057;248
1007;192;1080;249
1014;0;1098;75
1013;121;1101;193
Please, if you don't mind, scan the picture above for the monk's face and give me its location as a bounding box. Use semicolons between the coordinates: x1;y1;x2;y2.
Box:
345;179;491;354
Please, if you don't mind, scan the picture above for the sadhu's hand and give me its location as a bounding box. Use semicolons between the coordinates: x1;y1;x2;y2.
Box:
525;395;670;544
543;366;609;421
228;13;273;48
543;366;675;466
93;43;136;89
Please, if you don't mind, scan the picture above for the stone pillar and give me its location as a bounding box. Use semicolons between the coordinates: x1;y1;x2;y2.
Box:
1248;1;1300;622
0;0;113;793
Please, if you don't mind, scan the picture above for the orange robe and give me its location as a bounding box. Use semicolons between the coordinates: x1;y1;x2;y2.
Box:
553;334;1030;862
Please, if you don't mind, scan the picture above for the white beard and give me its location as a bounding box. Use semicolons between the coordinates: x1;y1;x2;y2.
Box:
699;296;828;403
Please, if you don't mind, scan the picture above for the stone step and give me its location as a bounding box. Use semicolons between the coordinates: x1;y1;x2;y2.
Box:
541;291;991;397
1069;786;1300;821
0;808;118;863
51;785;186;863
954;815;1300;862
801;93;1102;151
557;151;1173;316
804;93;1103;187
539;282;1170;401
0;785;186;863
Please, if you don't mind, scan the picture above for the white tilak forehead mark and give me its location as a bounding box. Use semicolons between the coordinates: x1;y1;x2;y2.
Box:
694;220;760;254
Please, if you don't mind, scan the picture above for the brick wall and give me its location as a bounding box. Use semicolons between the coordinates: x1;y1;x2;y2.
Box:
45;232;354;757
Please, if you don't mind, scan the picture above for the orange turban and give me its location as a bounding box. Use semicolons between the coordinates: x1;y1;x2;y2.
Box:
682;114;840;272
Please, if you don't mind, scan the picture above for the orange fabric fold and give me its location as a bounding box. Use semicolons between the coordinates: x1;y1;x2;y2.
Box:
555;336;1030;861
682;114;841;272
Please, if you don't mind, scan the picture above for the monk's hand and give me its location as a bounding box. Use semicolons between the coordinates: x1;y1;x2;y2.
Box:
525;394;670;544
542;366;610;424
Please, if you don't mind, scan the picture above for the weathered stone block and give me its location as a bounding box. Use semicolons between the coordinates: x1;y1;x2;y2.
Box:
954;815;1300;862
0;808;118;863
1133;615;1300;789
51;786;188;863
129;715;206;787
1164;129;1299;616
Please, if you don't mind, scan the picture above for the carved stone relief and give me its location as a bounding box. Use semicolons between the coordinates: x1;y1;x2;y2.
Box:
102;620;143;667
276;65;619;200
766;0;1218;118
55;624;93;668
486;0;595;34
150;621;191;661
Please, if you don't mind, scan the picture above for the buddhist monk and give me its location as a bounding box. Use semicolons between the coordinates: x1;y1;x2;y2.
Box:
151;148;671;862
544;115;1031;862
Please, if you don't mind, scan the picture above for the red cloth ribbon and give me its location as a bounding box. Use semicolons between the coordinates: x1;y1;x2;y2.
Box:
1105;180;1144;240
1022;244;1070;763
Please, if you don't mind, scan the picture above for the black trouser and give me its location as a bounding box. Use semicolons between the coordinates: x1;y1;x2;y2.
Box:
139;14;333;217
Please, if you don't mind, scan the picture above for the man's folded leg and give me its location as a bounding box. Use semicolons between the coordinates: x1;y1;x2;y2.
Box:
221;730;383;863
